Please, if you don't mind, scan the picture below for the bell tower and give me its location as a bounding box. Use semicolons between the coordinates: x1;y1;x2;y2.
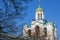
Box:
35;0;44;21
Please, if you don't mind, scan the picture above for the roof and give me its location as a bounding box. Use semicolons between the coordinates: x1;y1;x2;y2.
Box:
36;7;43;12
44;21;56;27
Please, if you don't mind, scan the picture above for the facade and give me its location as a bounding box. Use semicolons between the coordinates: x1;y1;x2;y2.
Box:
23;0;57;40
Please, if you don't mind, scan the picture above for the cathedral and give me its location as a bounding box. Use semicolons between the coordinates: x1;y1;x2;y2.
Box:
23;0;57;40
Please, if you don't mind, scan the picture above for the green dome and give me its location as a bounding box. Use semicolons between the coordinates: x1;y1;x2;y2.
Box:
36;7;43;12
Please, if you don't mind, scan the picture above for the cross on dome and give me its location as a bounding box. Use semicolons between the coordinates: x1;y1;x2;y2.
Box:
36;0;43;12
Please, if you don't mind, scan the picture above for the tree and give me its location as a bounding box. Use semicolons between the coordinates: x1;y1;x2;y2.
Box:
0;22;5;33
0;0;32;36
0;25;2;33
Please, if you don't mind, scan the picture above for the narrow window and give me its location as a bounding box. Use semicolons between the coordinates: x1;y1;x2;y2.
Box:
28;29;31;37
38;13;42;20
38;14;40;20
43;27;47;37
41;13;42;20
35;25;40;37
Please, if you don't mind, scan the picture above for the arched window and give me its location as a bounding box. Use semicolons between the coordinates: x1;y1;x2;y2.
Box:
38;14;40;20
27;29;31;37
38;13;42;20
41;13;42;20
35;25;40;36
43;27;47;37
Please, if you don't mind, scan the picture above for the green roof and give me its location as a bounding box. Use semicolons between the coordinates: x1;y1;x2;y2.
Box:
36;7;43;12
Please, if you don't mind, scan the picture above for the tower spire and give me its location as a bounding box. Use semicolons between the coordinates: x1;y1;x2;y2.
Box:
38;0;40;8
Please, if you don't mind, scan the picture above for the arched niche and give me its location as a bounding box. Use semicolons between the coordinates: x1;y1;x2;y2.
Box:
43;27;47;37
27;29;31;37
35;25;40;37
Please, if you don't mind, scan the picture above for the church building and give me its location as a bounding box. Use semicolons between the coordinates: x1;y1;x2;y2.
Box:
23;0;57;40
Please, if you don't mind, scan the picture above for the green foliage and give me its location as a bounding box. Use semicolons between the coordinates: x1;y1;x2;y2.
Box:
0;0;33;35
0;25;2;33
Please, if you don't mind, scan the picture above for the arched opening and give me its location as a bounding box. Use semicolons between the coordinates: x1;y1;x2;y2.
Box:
27;29;31;37
38;13;40;20
35;25;40;37
41;13;42;20
38;13;42;20
43;27;47;37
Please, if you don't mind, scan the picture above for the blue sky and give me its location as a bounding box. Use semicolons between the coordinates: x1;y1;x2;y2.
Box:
25;0;60;39
0;0;60;39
